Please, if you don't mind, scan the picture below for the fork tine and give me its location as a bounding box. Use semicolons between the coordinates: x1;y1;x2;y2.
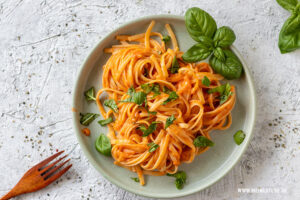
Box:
43;159;71;179
44;164;72;185
35;150;64;170
39;155;68;174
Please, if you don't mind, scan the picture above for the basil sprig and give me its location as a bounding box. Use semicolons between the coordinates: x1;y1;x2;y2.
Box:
120;87;147;106
182;7;243;80
167;171;187;189
276;0;300;53
202;76;211;86
95;134;111;156
162;35;171;43
80;113;99;126
162;91;179;105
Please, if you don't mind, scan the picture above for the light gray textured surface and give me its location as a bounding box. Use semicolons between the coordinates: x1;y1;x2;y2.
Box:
0;0;299;200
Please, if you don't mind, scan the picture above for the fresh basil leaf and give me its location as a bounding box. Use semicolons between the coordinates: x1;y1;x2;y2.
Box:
84;87;96;101
209;49;243;80
95;134;111;156
120;91;147;106
152;84;161;97
213;47;226;62
80;113;99;126
182;41;213;63
163;91;179;105
104;99;118;113
165;115;176;129
163;86;172;94
185;7;217;42
148;110;157;115
213;26;236;48
170;56;180;74
202;76;211;87
233;130;246;145
98;117;113;126
139;121;160;137
127;86;135;96
162;35;171;43
167;171;187;190
141;83;153;94
193;136;214;147
278;12;300;53
276;0;298;12
148;142;159;152
208;83;232;105
131;177;139;182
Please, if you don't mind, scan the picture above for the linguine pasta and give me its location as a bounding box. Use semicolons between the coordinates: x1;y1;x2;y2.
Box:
95;21;236;185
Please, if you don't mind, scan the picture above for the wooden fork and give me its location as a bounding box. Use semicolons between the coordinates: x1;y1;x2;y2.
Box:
0;151;72;200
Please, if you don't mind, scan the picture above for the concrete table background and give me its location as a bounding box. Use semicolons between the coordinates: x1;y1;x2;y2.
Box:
0;0;299;199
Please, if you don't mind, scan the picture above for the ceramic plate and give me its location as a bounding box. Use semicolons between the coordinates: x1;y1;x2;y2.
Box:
72;15;256;198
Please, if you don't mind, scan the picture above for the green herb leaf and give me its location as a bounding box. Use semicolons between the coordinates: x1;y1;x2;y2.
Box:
165;115;176;129
193;136;214;147
213;47;226;62
127;86;136;96
234;130;246;145
148;110;157;115
182;41;213;63
163;91;179;105
84;87;96;101
163;86;172;94
213;26;236;48
104;99;119;113
202;76;211;87
162;35;171;43
170;56;180;74
95;134;111;156
131;177;139;182
278;10;300;53
152;84;161;97
80;113;99;126
185;7;217;42
167;171;187;189
148;142;159;152
120;90;147;106
141;83;153;94
208;83;232;105
276;0;298;12
209;49;243;80
139;121;160;137
98;117;113;126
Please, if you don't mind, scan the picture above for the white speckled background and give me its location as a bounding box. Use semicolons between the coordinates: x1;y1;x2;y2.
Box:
0;0;300;199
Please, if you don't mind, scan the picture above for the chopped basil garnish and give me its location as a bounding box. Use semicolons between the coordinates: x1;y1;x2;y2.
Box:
98;117;113;126
165;114;176;129
148;110;157;115
84;87;96;101
202;76;211;86
95;134;111;156
163;86;171;94
170;56;180;74
104;99;118;113
141;84;153;94
148;142;159;152
139;121;160;137
208;83;232;105
193;136;214;147
120;88;147;106
163;91;179;105
131;177;139;182
167;171;187;189
152;83;161;98
234;130;245;145
79;113;99;126
162;35;171;43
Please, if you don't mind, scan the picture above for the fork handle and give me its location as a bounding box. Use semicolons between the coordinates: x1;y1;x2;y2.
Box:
0;187;23;200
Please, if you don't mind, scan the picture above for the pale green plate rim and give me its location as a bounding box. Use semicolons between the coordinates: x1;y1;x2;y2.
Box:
72;14;256;199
